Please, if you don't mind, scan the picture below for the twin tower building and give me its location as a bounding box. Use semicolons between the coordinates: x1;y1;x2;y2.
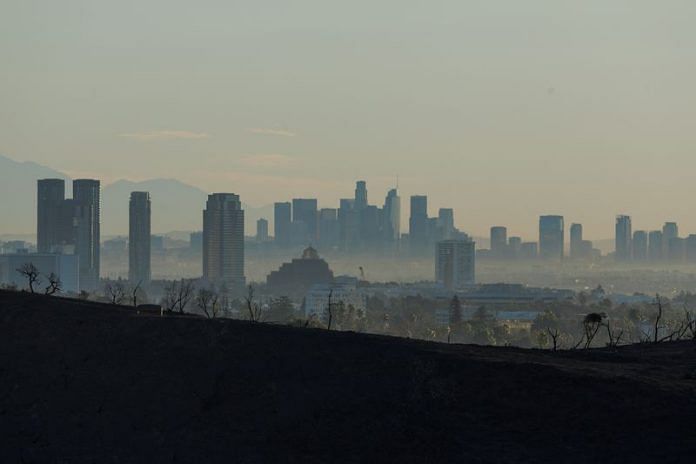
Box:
38;179;245;292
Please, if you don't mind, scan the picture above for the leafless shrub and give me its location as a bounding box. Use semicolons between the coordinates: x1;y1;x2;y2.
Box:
244;284;264;322
104;279;127;305
196;287;220;319
44;273;62;295
16;263;40;293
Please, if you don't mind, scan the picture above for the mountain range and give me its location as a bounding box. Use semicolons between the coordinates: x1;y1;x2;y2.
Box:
0;154;273;237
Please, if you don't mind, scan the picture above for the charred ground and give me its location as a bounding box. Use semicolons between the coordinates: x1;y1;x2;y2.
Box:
1;290;695;463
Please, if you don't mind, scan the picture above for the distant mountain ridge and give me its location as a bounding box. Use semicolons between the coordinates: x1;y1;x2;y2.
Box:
0;154;273;237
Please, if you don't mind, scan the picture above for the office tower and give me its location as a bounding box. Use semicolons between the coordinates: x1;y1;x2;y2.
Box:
615;215;632;262
569;223;583;259
686;235;696;263
73;179;100;290
489;226;507;258
409;195;428;252
438;208;455;240
632;230;648;261
203;193;245;292
520;242;538;259
648;230;663;261
668;237;686;263
663;222;679;257
338;198;359;250
274;202;292;247
435;239;476;290
360;205;381;247
256;218;269;242
539;215;564;260
382;188;401;242
319;208;339;248
354;181;367;211
292;198;318;244
37;179;66;253
508;236;522;259
128;192;151;284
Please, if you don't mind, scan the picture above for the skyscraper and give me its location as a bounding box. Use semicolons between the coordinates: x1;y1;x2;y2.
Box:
73;179;100;289
648;230;663;261
256;218;269;242
354;180;367;211
37;179;66;253
489;226;507;258
569;223;583;259
203;193;245;292
435;239;476;290
539;215;564;260
409;195;428;253
382;188;401;242
274;202;292;247
663;222;679;257
319;208;339;249
632;230;648;261
128;192;151;284
438;208;455;240
615;215;632;261
292;198;318;244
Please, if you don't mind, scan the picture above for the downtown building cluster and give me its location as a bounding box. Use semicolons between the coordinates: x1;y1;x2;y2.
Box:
614;216;696;263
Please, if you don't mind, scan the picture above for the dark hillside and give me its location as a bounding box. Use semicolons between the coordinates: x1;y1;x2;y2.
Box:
1;290;696;463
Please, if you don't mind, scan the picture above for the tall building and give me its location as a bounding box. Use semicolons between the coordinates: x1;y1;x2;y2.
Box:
128;192;151;284
438;208;455;240
354;181;367;211
292;198;318;244
615;215;632;262
632;230;648;261
256;218;269;242
686;235;696;263
338;198;358;250
663;222;679;257
668;237;686;263
37;179;66;253
490;226;507;258
435;239;476;290
539;215;564;260
73;179;100;290
274;202;291;247
508;236;522;259
409;195;428;253
319;208;339;249
382;188;401;243
520;242;538;259
648;230;663;261
203;193;245;292
569;223;583;259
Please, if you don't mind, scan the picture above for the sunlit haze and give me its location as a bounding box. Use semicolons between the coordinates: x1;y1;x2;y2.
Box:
2;1;695;238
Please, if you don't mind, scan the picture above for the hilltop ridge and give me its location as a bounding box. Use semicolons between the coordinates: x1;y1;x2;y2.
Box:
1;290;695;463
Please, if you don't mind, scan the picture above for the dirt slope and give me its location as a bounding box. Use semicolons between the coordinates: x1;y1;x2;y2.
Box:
1;290;695;463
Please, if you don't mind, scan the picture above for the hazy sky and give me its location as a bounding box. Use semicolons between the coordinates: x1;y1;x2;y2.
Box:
2;1;695;239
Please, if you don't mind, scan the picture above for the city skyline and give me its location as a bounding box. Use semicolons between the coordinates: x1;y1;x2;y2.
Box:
3;2;696;239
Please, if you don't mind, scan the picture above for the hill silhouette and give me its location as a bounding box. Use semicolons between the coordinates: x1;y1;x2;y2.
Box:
1;290;695;463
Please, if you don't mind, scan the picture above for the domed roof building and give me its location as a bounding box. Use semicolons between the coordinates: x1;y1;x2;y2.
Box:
266;247;334;296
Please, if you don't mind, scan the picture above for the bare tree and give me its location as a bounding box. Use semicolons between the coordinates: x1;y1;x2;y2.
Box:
16;263;40;293
104;279;127;305
546;327;560;351
653;294;663;343
196;287;220;319
324;290;334;330
604;319;624;348
131;280;142;307
44;272;62;295
244;284;264;322
161;279;195;314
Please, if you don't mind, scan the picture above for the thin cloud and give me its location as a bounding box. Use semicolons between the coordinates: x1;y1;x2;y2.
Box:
239;154;294;168
246;128;297;137
119;130;209;140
